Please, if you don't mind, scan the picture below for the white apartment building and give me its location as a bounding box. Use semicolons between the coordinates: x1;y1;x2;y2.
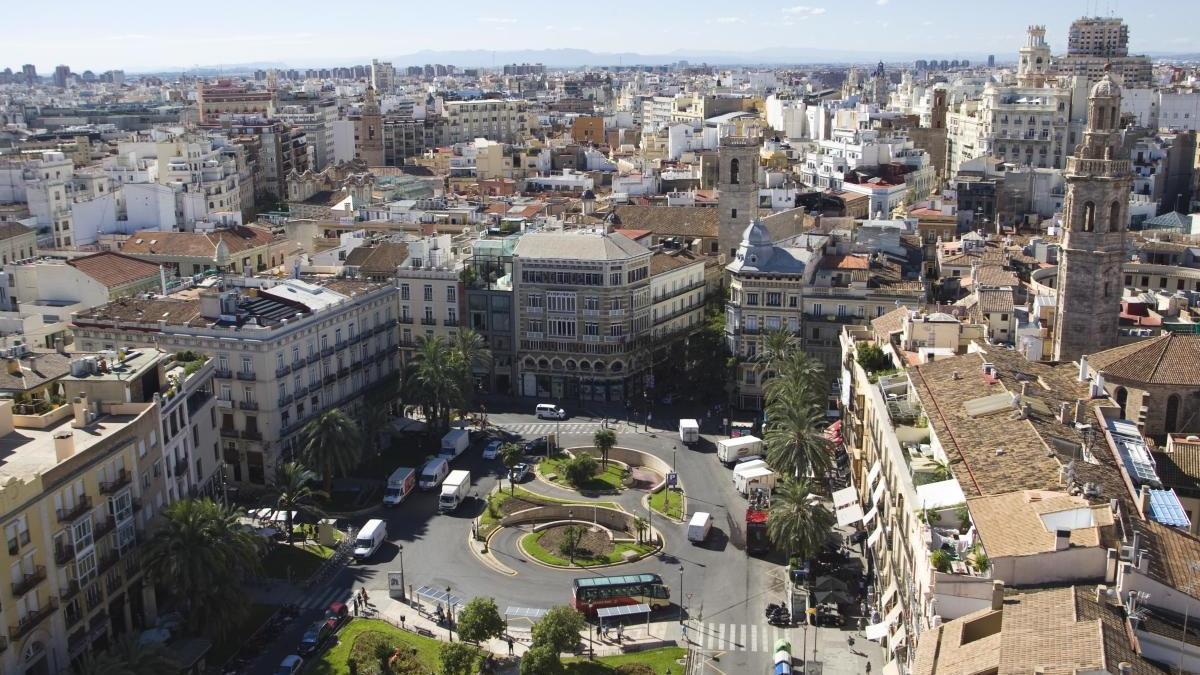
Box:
443;99;530;144
649;249;708;341
0;151;116;249
799;127;934;204
396;234;467;363
71;276;400;485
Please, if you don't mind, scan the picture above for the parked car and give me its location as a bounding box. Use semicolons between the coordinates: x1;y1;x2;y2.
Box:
509;463;532;482
276;655;304;675
324;601;349;627
298;618;336;656
536;403;567;419
482;440;503;460
523;437;548;454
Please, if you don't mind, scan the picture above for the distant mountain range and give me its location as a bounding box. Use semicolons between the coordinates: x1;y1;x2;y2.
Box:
149;46;1199;75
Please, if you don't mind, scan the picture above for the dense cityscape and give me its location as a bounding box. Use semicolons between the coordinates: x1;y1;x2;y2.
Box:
2;5;1200;675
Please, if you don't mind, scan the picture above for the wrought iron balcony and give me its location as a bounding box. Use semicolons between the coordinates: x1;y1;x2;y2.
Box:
99;469;130;495
56;496;92;523
10;598;58;640
235;370;257;381
11;565;46;596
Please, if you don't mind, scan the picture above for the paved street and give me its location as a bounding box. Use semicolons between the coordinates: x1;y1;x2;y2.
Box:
249;401;884;674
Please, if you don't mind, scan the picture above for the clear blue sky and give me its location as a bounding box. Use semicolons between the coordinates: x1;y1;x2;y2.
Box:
3;0;1193;72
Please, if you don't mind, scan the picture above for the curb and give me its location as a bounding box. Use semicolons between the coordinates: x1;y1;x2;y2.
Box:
469;524;518;577
515;528;664;571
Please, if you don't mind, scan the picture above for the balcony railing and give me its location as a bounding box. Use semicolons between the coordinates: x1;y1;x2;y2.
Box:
338;367;350;378
99;469;130;495
214;368;232;379
278;394;294;406
235;370;257;381
93;516;115;540
220;427;239;439
56;496;92;523
307;352;320;364
398;317;414;325
54;544;75;565
10;598;58;641
335;341;348;352
321;346;334;357
239;400;259;411
276;364;291;377
420;317;437;326
60;579;80;603
11;565;46;596
242;429;262;441
444;318;459;327
174;458;189;477
291;359;304;371
323;373;337;385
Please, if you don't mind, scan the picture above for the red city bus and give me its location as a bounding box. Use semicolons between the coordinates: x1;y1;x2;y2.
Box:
571;574;671;616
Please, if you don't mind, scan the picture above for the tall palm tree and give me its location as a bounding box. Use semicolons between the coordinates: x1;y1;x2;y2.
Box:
358;404;392;459
764;389;833;479
266;462;327;544
500;442;523;495
760;329;800;376
592;428;617;468
107;635;179;675
767;478;835;560
411;336;460;433
302;409;363;493
142;499;262;639
451;328;492;406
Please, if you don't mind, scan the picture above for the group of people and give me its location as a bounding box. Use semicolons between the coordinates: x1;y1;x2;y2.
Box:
350;587;371;616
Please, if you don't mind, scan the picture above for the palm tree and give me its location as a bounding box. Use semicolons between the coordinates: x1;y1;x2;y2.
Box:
142;499;263;639
451;328;492;407
411;336;461;433
763;351;832;479
592;428;617;468
767;478;835;560
301;409;363;493
266;462;327;544
358;404;392;459
633;516;648;544
760;329;800;376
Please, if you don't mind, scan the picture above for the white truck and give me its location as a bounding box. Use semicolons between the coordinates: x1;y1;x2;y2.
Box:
439;469;471;512
382;467;416;506
439;429;470;461
678;419;700;445
733;460;778;495
717;435;763;466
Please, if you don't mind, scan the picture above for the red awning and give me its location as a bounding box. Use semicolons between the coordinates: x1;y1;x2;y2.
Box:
824;420;843;444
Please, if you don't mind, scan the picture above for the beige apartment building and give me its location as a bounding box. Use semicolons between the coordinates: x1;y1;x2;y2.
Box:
395;235;466;363
443;99;531;145
0;348;217;675
71;276;399;485
513;229;653;403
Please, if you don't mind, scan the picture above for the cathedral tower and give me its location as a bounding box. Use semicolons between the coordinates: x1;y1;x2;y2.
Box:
718;135;761;260
1051;71;1131;364
354;86;384;167
1017;25;1052;87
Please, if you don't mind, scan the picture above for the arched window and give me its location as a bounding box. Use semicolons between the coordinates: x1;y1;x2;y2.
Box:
1166;394;1181;434
1110;201;1121;231
1114;387;1128;419
1082;201;1095;232
1110;106;1118;129
729;158;740;185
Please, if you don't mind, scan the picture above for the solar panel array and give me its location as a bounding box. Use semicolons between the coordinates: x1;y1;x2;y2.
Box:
596;603;651;619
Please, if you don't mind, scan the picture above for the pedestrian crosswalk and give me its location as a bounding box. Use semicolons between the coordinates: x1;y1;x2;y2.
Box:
295;585;355;611
687;622;802;653
493;422;606;436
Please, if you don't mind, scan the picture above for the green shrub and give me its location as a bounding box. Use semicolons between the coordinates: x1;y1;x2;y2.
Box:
562;454;598;487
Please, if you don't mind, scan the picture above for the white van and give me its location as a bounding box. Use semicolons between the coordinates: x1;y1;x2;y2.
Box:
536;403;566;420
688;511;713;543
353;519;386;562
418;458;449;490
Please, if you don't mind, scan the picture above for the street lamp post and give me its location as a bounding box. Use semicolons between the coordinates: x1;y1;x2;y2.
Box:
398;544;406;602
446;585;455;642
678;565;685;624
569;510;575;566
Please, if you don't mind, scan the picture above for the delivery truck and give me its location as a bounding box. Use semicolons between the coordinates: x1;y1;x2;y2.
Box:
418;458;449;490
381;467;416;506
439;469;471;512
717;435;763;466
439;429;470;460
687;511;713;543
678;419;700;445
733;461;778;495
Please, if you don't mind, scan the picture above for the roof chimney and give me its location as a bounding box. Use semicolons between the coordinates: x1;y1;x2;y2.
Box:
990;580;1005;611
1078;354;1089;382
1055;529;1070;551
1095;584;1108;603
5;358;21;376
1118;663;1132;675
1138;485;1151;518
72;394;90;428
1074;399;1087;425
54;429;75;463
1059;401;1073;424
55;337;66;354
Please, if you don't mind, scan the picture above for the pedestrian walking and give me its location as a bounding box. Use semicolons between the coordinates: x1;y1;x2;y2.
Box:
507;637;514;655
617;624;623;643
352;597;359;616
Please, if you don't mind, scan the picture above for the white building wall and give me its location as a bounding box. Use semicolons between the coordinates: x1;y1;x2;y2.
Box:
124;183;177;230
331;119;357;163
70;194;119;245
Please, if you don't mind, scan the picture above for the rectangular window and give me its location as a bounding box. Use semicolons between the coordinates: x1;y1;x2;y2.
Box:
447;286;456;303
423;285;433;301
400;284;410;300
746;293;759;306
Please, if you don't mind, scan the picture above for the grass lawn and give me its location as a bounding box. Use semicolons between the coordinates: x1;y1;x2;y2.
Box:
309;618;447;675
262;541;335;582
481;487;622;535
520;530;656;567
649;488;684;521
539;456;626;493
209;602;277;665
564;646;688;674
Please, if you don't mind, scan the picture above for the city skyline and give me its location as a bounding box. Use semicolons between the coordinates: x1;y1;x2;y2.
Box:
4;0;1197;73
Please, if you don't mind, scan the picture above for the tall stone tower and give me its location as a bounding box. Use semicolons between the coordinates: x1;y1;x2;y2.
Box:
718;135;761;260
1051;70;1131;364
355;86;384;167
1017;25;1052;87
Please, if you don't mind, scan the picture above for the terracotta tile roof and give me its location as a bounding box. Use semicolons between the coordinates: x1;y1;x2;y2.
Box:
354;242;409;276
871;306;910;338
1135;519;1200;602
72;297;202;327
976;288;1015;314
1154;439;1200;498
120;226;275;258
610;205;718;238
1088;333;1200;385
968;490;1112;559
649;249;706;276
0;351;81;393
914;585;1166;675
818;254;870;271
0;221;34;241
970;265;1020;288
67;252;160;288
